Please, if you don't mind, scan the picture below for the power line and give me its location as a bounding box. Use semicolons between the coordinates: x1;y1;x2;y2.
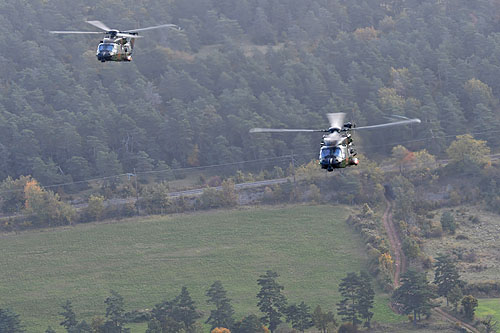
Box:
0;154;300;195
0;126;499;195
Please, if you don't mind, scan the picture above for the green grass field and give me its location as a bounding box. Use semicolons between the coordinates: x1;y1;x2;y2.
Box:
0;204;400;332
476;298;500;322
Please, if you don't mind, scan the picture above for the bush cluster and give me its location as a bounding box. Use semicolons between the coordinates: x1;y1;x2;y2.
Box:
345;205;393;290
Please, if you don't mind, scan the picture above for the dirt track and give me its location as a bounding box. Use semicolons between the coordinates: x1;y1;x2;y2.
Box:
382;199;406;288
382;198;479;333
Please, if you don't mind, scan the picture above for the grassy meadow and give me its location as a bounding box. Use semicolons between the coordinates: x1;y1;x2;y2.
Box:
0;204;400;332
476;298;500;322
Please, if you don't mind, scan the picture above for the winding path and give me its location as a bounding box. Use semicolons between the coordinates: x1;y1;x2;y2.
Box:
382;197;479;333
382;199;406;288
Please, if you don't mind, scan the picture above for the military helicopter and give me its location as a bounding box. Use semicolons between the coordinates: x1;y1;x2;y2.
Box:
250;113;421;172
50;20;181;62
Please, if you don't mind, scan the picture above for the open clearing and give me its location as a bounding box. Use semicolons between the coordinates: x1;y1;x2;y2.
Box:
423;207;500;282
476;298;500;322
0;204;400;331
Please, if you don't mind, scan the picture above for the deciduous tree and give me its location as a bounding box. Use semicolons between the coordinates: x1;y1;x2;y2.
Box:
23;179;76;227
233;314;268;333
462;295;478;321
312;305;336;333
446;134;491;173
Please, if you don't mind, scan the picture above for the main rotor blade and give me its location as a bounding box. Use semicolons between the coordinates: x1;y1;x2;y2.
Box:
127;23;182;33
355;118;421;130
50;31;103;34
116;32;143;39
86;20;112;31
250;128;320;133
327;113;346;130
324;132;343;145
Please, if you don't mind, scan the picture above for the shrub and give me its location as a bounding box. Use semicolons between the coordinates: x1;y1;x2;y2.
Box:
338;322;358;333
82;195;105;222
463;250;477;263
422;256;433;269
308;184;321;203
440;211;456;234
428;221;443;238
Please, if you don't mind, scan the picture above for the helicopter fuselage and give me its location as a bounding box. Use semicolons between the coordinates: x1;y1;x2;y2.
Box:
319;131;358;172
96;36;135;62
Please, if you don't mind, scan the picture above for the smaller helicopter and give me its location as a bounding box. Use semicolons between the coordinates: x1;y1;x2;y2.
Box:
50;20;181;62
250;113;421;172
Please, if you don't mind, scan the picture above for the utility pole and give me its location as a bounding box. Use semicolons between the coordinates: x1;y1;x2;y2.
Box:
291;151;296;184
134;168;139;214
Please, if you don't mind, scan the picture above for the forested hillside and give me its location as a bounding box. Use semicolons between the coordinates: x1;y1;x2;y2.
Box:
1;0;500;185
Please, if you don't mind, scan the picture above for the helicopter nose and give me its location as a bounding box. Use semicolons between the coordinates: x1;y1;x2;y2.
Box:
97;51;111;61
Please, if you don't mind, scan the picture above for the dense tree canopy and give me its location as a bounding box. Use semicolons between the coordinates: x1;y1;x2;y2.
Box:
1;0;500;187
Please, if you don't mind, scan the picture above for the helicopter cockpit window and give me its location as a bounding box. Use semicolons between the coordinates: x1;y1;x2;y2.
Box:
98;43;114;52
320;147;343;159
320;148;331;159
332;147;343;158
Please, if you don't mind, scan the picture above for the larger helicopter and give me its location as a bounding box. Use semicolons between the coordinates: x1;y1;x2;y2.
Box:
50;20;181;62
250;113;421;172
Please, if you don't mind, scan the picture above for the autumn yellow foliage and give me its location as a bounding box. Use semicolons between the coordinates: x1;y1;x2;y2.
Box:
24;179;43;210
379;252;394;276
353;26;379;41
23;178;75;226
211;328;231;333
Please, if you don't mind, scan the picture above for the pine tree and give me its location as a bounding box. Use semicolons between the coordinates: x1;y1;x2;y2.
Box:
358;271;375;327
448;285;463;312
286;301;313;332
257;270;288;332
337;272;361;326
104;290;126;330
59;300;78;332
392;270;438;324
206;281;235;330
172;286;201;329
0;308;24;333
433;254;461;306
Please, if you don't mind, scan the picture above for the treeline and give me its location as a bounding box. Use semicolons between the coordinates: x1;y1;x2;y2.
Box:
1;134;498;232
3;262;495;332
2;270;375;333
1;0;500;185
